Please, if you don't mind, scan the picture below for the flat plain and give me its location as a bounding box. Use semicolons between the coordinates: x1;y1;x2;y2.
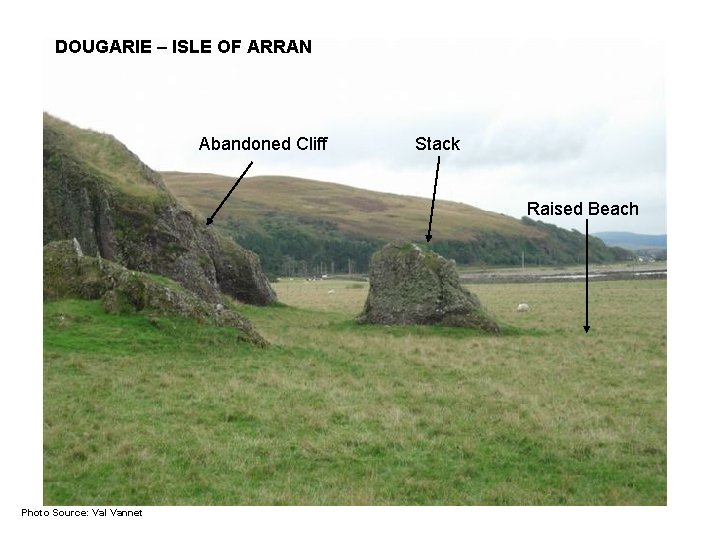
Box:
43;278;666;505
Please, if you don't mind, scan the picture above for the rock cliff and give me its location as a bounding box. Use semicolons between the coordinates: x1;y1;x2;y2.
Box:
43;113;276;306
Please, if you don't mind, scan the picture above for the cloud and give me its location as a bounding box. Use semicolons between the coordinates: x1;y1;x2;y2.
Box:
44;38;665;233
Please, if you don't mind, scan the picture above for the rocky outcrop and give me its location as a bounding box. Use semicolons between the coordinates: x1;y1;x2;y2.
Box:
210;235;277;305
44;240;268;346
357;241;500;333
43;114;277;306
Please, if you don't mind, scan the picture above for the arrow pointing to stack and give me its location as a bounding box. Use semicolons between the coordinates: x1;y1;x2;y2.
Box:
426;156;440;242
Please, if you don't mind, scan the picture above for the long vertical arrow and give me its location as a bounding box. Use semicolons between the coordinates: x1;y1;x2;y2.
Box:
425;156;440;242
206;161;254;225
583;218;590;333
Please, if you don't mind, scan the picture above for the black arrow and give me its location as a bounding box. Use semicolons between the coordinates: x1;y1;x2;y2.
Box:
425;156;440;242
206;161;254;225
584;218;590;333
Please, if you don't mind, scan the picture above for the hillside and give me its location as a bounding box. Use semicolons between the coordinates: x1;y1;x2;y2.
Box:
162;171;631;275
43;114;276;305
593;231;667;250
163;172;537;241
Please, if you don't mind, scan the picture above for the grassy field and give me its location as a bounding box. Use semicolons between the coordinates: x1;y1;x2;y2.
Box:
44;279;666;505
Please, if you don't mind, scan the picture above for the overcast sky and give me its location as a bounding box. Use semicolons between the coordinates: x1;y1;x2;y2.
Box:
43;38;665;234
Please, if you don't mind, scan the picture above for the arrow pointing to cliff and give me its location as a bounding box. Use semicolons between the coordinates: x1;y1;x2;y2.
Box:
425;156;440;242
206;161;254;225
584;218;590;333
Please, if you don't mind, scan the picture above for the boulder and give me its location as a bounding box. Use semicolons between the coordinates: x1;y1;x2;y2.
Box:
43;114;277;306
44;240;268;346
357;241;499;333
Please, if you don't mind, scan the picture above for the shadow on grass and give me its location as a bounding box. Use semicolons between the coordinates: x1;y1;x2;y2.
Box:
327;319;557;339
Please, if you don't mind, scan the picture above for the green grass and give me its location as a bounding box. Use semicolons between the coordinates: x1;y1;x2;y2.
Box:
45;113;167;202
44;280;666;505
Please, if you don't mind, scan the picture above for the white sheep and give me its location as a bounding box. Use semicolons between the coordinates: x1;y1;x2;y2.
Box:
517;303;529;312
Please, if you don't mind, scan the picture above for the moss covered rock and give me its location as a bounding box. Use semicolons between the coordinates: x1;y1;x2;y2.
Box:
43;113;276;306
44;240;268;346
357;241;499;333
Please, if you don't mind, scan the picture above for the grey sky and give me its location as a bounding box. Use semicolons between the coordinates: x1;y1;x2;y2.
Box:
44;38;665;234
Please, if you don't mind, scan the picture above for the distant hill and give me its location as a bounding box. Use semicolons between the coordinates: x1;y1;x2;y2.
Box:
593;231;667;250
162;172;632;276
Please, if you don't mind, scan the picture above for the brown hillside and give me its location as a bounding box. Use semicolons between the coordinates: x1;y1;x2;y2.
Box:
161;172;546;242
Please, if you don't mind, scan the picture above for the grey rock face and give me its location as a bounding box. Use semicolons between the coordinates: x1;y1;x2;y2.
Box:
357;241;499;333
209;235;278;306
43;114;277;306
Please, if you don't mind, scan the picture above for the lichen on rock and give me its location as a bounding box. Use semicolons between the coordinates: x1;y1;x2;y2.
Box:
356;241;499;333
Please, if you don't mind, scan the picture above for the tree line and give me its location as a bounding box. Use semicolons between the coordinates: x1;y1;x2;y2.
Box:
222;215;632;278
